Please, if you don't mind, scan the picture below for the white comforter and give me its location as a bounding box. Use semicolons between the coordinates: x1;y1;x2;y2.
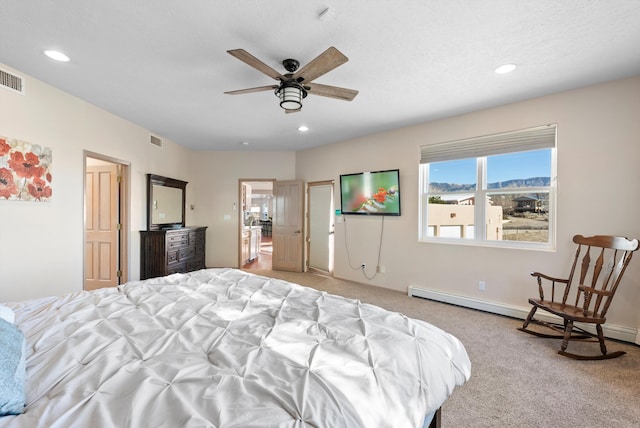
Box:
2;268;470;428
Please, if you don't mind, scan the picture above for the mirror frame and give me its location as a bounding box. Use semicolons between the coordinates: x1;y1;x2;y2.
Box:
147;174;187;231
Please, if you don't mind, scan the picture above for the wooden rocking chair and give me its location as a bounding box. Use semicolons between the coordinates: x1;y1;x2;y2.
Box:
518;234;638;360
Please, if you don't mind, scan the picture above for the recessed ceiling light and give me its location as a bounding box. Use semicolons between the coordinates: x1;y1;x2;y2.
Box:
44;50;70;62
495;63;516;74
298;125;309;132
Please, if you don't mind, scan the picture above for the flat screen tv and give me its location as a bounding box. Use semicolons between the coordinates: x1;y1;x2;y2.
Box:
340;169;401;216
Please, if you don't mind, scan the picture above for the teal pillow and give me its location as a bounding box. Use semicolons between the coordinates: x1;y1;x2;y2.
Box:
0;318;26;416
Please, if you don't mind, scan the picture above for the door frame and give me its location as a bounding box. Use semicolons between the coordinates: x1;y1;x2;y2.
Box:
306;180;335;275
83;151;130;288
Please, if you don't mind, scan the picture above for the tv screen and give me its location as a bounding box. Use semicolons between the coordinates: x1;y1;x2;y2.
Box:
340;169;401;215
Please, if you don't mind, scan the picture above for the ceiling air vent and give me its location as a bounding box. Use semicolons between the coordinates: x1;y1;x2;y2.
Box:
150;135;163;147
0;68;25;94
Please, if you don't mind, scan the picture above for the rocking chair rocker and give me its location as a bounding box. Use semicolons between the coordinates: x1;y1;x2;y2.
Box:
519;234;638;360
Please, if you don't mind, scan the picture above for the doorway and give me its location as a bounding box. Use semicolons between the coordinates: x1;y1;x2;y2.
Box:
239;179;274;270
84;152;129;290
307;181;335;275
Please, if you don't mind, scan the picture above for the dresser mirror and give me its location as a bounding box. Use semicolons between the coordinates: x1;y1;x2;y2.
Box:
147;174;187;230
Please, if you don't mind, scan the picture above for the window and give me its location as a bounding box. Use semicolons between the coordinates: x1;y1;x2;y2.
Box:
419;125;556;249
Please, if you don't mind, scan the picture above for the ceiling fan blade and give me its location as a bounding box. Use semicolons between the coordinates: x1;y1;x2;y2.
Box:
306;83;358;101
224;85;278;95
227;49;285;81
292;47;348;83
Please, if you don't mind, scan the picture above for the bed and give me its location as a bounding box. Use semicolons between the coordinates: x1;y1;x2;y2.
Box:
1;268;470;427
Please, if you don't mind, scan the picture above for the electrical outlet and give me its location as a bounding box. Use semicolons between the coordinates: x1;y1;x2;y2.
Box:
377;265;386;273
479;281;486;291
361;263;366;270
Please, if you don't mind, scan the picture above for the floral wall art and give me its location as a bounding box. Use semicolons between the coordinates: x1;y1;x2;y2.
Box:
0;136;52;201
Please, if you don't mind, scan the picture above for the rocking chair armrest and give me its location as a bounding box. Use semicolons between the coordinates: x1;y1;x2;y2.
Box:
530;272;569;301
577;285;613;297
530;272;569;283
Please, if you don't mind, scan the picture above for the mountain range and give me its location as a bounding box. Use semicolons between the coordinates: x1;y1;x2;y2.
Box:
429;177;550;192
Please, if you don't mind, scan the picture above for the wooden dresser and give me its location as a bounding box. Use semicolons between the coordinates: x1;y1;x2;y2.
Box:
140;226;207;280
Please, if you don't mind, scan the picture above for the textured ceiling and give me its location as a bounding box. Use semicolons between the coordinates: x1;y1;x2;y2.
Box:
1;1;639;152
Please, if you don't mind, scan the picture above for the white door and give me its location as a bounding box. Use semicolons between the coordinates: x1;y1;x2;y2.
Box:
272;180;304;272
308;182;334;273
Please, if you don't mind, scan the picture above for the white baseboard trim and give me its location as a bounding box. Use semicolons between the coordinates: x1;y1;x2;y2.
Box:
408;285;639;344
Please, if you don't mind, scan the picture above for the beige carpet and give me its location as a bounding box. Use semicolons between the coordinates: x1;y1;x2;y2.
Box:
244;269;640;428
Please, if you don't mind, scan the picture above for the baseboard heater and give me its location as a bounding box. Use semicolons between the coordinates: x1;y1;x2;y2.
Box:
408;285;639;344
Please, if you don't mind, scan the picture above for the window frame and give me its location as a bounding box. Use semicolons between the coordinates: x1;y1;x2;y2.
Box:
419;125;557;251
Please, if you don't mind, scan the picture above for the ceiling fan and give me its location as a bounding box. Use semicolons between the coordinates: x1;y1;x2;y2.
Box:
224;46;358;113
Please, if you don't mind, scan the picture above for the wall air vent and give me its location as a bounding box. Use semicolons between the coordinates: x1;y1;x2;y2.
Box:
0;68;25;94
150;135;163;147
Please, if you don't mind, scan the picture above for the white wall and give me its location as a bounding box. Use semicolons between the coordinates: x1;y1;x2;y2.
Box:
295;76;640;331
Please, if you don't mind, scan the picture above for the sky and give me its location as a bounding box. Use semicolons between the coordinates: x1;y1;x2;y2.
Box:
428;149;551;185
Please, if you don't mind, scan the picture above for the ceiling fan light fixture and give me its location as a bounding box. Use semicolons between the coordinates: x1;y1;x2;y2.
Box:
277;82;307;110
226;47;357;111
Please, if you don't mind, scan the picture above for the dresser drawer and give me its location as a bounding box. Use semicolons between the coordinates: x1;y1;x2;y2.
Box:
166;262;187;275
167;232;189;248
189;231;204;242
167;249;179;264
186;255;205;271
191;231;204;247
179;246;196;260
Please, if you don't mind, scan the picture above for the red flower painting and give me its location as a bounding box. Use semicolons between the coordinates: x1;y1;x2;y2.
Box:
0;137;53;201
27;177;52;200
9;151;46;179
0;167;18;198
0;139;10;156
